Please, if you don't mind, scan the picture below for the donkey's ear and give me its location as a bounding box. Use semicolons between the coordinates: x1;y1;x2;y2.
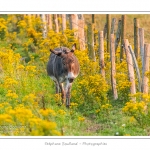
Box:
50;49;62;56
71;43;76;52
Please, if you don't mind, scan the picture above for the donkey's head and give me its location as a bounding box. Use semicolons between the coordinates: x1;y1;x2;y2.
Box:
50;44;79;83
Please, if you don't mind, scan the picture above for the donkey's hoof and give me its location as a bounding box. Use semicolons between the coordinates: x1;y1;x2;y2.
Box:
66;105;70;109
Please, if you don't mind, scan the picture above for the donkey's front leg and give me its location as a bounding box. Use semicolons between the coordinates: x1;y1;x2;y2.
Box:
66;81;73;108
59;83;66;104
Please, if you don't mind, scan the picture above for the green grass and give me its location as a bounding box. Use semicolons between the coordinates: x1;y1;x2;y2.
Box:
0;14;150;136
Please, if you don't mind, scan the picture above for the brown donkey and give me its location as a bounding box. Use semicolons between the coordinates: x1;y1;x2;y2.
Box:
47;44;80;108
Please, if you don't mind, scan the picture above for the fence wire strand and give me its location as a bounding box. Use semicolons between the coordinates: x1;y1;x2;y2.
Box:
50;14;150;94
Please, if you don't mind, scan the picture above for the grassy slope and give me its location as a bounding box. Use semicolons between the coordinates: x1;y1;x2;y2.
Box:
0;14;150;136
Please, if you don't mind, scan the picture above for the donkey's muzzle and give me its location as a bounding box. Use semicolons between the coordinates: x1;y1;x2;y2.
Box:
68;78;74;83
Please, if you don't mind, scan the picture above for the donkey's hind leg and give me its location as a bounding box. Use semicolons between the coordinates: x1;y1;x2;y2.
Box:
54;81;59;94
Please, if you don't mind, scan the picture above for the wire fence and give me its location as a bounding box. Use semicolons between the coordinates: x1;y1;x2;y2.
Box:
44;14;150;99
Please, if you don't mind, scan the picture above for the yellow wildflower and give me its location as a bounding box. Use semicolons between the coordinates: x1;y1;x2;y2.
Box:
78;116;85;122
40;109;56;117
58;109;66;116
6;90;18;99
16;64;25;70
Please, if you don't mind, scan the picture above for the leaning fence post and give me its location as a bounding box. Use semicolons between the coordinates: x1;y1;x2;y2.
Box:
98;31;105;79
128;45;142;92
120;15;126;62
134;18;139;59
115;19;122;52
110;34;118;100
124;39;136;102
139;28;144;68
141;44;150;94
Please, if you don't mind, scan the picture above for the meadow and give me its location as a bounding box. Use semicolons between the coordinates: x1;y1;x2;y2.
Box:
0;14;150;136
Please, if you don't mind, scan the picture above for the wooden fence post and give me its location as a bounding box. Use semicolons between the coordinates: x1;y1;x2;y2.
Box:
36;14;40;17
54;14;59;33
103;23;107;39
73;14;79;37
139;28;144;68
128;45;142;92
47;14;52;30
69;14;72;29
134;18;139;59
120;15;126;62
41;14;47;38
141;44;150;94
106;14;111;53
91;14;97;45
62;14;66;32
111;18;116;34
98;31;105;79
124;39;136;102
87;23;96;61
92;14;94;23
69;14;78;39
78;15;85;50
110;34;118;100
115;19;122;52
